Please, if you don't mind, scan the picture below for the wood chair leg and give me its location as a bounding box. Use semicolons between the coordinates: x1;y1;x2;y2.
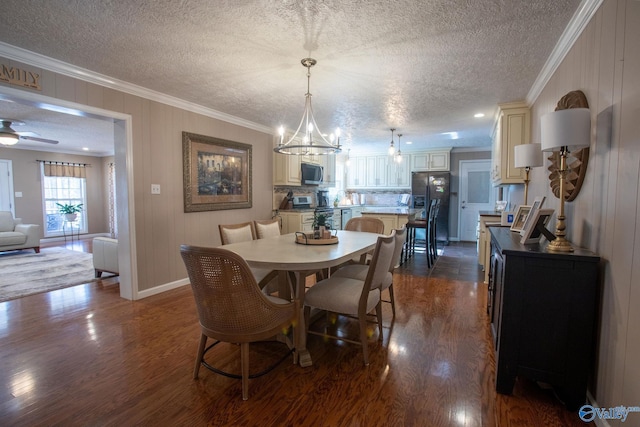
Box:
193;334;207;379
375;302;383;338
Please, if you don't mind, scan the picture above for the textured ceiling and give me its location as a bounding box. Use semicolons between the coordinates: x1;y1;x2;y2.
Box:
0;0;581;156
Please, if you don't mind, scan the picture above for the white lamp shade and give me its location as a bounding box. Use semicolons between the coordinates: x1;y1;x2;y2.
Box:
541;108;591;152
514;143;543;168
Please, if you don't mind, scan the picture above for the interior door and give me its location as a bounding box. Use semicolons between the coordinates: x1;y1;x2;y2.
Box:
459;160;495;242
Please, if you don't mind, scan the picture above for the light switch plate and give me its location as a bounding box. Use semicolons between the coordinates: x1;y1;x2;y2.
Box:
151;184;161;194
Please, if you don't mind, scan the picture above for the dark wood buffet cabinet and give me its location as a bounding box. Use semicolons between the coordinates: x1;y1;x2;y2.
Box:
488;227;600;411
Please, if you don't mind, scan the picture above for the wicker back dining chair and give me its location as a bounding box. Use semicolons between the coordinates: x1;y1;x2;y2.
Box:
180;245;298;400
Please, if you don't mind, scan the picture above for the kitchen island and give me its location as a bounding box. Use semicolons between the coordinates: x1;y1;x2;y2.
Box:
361;207;422;234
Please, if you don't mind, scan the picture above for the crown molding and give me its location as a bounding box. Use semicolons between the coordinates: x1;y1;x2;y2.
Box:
526;0;603;105
0;42;274;135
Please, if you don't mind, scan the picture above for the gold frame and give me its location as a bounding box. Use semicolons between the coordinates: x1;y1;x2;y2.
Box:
182;132;252;212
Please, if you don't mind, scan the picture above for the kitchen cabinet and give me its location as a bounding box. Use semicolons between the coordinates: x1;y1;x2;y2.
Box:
279;211;315;234
388;157;411;187
319;155;336;186
491;102;529;185
410;150;451;172
347;157;367;188
273;153;301;186
488;227;599;411
478;212;501;284
366;156;388;187
361;212;409;234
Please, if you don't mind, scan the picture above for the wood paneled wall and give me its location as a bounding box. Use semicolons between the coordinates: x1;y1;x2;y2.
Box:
525;0;639;411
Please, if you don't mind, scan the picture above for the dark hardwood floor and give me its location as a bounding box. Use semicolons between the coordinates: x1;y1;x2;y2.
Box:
0;240;591;426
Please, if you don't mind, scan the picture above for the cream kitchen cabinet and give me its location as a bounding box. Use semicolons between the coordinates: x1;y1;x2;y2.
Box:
410;150;451;172
361;212;409;234
388;156;411;188
318;155;336;186
273;153;301;186
347;156;368;188
279;211;315;234
492;102;529;185
366;156;388;187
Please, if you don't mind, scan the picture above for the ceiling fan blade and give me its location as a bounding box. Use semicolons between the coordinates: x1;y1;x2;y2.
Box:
20;135;59;145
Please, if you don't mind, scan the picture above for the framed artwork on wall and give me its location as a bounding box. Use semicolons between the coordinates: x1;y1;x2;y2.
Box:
182;132;252;212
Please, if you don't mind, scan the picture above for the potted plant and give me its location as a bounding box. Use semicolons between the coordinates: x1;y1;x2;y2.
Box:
57;203;83;222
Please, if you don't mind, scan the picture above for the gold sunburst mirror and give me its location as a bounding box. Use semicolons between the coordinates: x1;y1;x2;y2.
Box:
546;90;589;201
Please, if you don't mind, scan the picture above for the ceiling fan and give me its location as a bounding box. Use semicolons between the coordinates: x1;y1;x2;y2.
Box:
0;119;59;146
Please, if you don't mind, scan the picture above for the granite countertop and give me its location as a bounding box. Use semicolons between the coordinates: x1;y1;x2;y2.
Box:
361;207;419;215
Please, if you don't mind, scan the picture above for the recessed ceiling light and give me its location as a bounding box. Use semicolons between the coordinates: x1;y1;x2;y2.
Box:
442;131;459;140
474;113;485;118
405;140;412;145
82;147;89;151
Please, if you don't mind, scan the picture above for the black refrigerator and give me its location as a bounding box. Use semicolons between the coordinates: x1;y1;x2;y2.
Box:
411;171;450;244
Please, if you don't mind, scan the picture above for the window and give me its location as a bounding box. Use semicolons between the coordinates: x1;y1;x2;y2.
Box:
41;163;88;237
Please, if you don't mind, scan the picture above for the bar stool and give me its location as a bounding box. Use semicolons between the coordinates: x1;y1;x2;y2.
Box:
427;199;440;265
403;199;434;268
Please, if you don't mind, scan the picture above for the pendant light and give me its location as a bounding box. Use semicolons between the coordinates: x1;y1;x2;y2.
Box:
395;134;403;163
388;128;396;156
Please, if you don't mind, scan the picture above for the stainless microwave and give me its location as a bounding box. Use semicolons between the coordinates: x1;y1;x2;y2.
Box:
301;163;323;185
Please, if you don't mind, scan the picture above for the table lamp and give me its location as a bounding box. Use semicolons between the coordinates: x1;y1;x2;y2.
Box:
541;107;591;252
514;143;543;205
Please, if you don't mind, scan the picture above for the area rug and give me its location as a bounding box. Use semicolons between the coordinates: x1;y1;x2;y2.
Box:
0;247;98;302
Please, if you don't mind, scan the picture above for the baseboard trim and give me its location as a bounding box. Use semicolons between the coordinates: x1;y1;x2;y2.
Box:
136;278;190;299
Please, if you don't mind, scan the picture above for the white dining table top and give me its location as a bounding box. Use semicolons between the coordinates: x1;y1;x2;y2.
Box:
221;230;380;271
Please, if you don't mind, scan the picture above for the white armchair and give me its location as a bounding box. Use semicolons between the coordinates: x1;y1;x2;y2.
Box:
0;211;40;253
92;237;119;277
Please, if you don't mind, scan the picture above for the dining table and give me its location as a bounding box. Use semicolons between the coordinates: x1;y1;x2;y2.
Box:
220;230;381;367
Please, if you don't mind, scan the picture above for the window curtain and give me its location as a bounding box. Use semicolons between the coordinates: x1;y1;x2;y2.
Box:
108;162;118;238
42;161;87;178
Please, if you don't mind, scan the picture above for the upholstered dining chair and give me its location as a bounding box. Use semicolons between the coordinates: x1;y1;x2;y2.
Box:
343;216;385;265
332;227;407;317
218;222;278;291
254;218;281;239
180;245;298;400
304;231;396;365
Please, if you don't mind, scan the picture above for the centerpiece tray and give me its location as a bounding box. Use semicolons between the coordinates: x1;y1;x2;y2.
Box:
295;232;339;245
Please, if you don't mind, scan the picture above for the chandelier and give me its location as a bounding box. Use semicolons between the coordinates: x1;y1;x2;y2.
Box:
274;58;342;155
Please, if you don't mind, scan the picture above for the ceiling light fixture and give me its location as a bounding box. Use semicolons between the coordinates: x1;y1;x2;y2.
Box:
395;134;403;163
274;58;341;156
388;128;396;156
0;120;20;146
474;113;485;118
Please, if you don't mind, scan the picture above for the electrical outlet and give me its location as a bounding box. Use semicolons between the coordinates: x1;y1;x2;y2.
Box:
151;184;161;194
